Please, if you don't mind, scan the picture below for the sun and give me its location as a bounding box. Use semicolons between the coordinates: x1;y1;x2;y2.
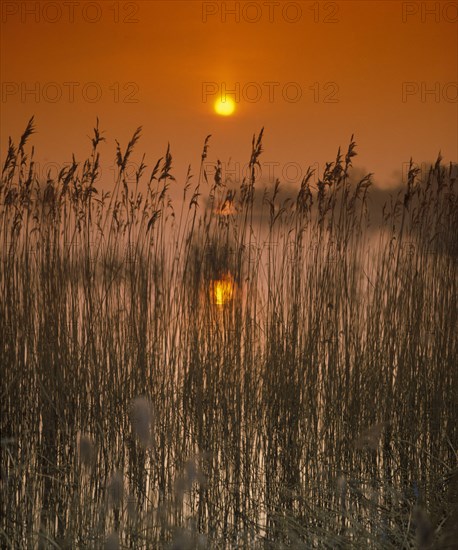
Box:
214;96;236;116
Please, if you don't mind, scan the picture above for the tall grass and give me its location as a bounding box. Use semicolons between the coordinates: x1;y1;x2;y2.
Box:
1;118;457;549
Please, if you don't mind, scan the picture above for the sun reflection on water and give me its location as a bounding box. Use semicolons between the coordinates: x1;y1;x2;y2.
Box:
211;273;234;306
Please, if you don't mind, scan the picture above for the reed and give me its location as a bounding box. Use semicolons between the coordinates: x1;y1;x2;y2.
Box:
1;118;456;548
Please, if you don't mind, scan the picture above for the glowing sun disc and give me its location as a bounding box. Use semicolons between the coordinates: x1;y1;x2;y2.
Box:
214;97;236;116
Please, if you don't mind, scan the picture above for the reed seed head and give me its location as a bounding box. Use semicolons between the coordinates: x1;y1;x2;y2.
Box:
107;471;123;508
130;396;153;446
78;434;95;467
104;532;119;550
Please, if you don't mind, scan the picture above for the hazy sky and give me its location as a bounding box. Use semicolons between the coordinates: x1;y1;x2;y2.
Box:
1;1;457;191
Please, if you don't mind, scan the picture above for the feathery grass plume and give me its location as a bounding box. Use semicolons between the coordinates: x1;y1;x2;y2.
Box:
353;422;385;450
78;434;95;467
201;134;211;163
1;137;16;179
249;127;264;184
127;494;137;521
159;143;175;183
107;471;124;508
170;528;193;550
104;532;119;550
175;457;206;499
337;474;347;534
337;475;346;495
91;116;105;150
148;156;163;185
200;134;212;184
17;116;35;156
115;126;142;176
413;506;433;549
170;526;207;550
296;166;314;217
130;396;153;446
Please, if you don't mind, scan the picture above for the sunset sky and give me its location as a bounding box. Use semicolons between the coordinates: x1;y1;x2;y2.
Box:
1;0;457;191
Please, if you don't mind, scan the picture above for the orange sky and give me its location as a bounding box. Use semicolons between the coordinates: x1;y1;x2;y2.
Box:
1;0;457;190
